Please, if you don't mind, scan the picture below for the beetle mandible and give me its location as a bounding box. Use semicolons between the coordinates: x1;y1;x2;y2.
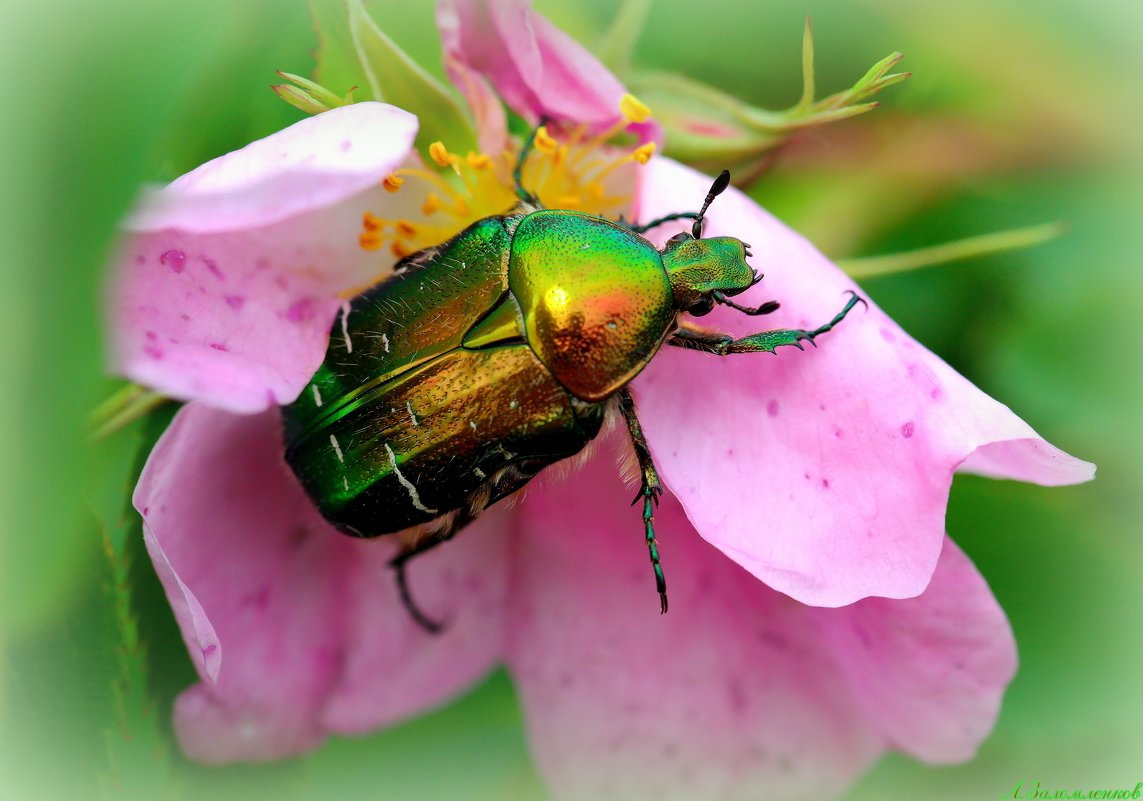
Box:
282;128;865;631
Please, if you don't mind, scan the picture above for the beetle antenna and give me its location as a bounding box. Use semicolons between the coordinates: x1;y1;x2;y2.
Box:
691;169;731;238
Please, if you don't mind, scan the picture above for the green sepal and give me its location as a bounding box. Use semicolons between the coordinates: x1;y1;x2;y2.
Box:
627;20;910;181
347;0;477;155
271;70;357;115
838;221;1066;280
596;0;653;74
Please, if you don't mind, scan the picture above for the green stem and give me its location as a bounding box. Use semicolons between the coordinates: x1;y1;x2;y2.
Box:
89;384;171;440
838;221;1066;280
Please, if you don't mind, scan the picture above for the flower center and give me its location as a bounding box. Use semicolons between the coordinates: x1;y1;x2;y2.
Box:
358;94;656;261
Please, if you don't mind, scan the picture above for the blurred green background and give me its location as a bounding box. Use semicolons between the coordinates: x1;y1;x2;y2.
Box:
1;0;1139;799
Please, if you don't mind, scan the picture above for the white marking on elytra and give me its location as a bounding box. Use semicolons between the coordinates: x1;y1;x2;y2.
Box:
342;476;349;491
461;261;467;269
509;400;518;409
474;467;486;479
406;401;419;427
384;443;437;514
380;332;390;353
582;243;590;250
329;434;344;463
339;301;353;353
312;384;323;407
469;420;477;431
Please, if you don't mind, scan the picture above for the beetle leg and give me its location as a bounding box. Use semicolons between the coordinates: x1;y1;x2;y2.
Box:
670;292;866;355
617;389;669;615
389;506;478;635
513;117;549;204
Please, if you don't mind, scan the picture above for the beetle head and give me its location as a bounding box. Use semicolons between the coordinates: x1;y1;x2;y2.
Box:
660;232;757;316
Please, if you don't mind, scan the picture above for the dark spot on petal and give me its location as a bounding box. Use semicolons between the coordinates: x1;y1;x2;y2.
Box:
804;472;811;480
209;342;228;351
340;139;352;152
203;257;224;280
289;525;311;546
821;478;830;489
766;399;780;417
879;327;896;342
160;249;186;273
145;330;157;341
134;254;146;265
224;294;246;310
758;629;789;650
241;586;270;610
726;448;735;457
833;427;845;439
202;643;218;657
143;343;164;360
931;387;943;401
286;298;316;322
901;421;915;439
726;677;747;713
142;506;149;515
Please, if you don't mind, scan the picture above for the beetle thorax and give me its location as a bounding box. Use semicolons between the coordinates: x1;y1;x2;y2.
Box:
509;211;675;402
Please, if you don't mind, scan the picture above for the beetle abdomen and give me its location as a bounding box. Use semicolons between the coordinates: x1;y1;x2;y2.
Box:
284;343;601;536
509;211;675;402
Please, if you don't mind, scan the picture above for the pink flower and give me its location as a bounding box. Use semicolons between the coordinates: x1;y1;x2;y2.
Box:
108;2;1094;798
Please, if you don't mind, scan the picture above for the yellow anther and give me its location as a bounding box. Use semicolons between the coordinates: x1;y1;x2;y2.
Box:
553;144;569;168
359;230;384;251
391;241;412;259
362;211;384;231
619;93;652;123
534;125;559;156
632;142;656;165
421;193;442;216
382;174;404;193
395;220;418;238
466;152;492;170
454;196;470;217
429;141;460;172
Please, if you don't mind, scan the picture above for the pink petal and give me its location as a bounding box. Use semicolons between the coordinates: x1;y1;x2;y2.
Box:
437;0;659;141
820;538;1017;764
135;403;506;763
125;103;416;234
631;158;1094;606
108;104;423;412
443;54;509;158
506;440;1015;801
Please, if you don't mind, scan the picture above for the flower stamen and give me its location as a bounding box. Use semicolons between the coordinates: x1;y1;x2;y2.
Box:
356;107;657;260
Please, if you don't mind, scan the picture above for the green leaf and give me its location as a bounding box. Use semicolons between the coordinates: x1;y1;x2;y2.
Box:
347;0;477;155
311;0;374;102
596;0;653;75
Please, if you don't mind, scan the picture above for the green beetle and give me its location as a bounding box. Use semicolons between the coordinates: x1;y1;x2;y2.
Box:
283;160;863;631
